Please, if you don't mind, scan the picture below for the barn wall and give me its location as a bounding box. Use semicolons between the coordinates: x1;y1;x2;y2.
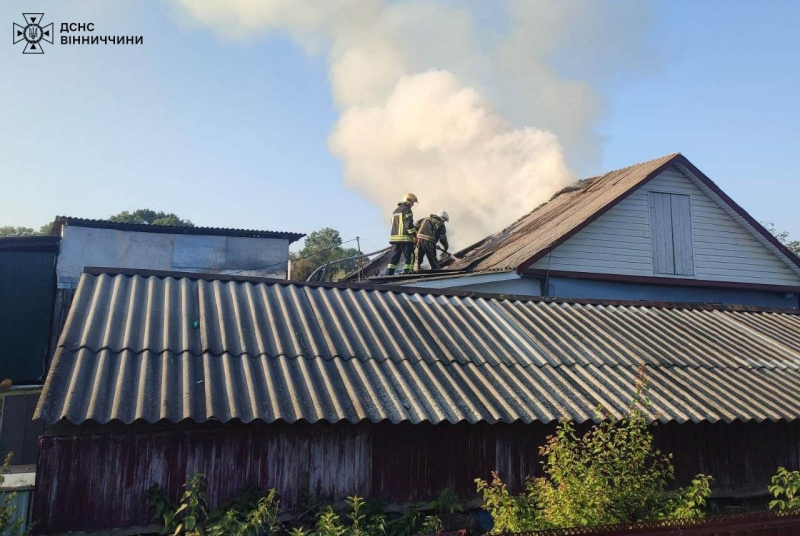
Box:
33;420;800;534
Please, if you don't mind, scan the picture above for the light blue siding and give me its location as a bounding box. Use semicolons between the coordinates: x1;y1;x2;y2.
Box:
531;167;800;286
439;276;796;308
545;277;797;308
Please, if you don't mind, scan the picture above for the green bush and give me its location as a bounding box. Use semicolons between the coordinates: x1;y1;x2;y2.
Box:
149;477;420;536
280;496;390;536
476;369;712;531
383;503;420;536
769;467;800;510
427;488;462;516
147;474;279;536
0;453;26;536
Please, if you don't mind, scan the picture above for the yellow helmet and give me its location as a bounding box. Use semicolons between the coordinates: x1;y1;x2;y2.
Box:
402;192;418;204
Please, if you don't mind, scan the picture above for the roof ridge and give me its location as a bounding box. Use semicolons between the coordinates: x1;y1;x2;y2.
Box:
54;345;800;372
594;152;681;178
80;268;800;315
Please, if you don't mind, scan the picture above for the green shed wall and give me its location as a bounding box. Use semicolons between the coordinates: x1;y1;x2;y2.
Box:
0;250;57;383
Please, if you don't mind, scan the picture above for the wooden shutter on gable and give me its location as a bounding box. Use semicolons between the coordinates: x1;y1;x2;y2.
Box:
649;192;694;276
670;194;695;276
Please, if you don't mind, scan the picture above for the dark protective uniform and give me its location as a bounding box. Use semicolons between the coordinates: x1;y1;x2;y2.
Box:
414;214;448;271
387;203;417;275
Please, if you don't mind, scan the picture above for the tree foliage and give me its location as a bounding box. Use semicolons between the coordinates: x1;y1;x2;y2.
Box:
476;368;712;532
0;226;38;238
290;227;359;281
0;209;193;239
769;467;800;511
109;209;194;227
0;225;50;237
764;221;800;256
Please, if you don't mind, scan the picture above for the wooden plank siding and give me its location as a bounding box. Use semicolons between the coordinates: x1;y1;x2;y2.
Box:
33;420;800;534
648;192;695;276
532;167;800;287
0;393;43;465
670;194;695;275
649;192;675;275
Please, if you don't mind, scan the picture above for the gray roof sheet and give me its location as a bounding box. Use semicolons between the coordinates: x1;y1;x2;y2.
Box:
53;216;305;243
35;271;800;425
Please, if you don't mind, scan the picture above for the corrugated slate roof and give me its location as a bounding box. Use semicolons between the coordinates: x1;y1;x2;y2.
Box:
52;216;305;243
36;271;800;425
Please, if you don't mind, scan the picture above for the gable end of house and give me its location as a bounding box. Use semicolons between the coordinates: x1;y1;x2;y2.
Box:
527;158;800;289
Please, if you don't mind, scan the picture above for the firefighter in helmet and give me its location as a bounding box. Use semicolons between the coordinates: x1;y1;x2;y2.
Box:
414;210;449;271
387;193;418;275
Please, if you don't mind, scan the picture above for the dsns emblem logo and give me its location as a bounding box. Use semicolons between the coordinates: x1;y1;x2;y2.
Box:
13;13;53;54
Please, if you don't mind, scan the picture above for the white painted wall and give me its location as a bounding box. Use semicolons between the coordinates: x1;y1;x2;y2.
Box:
56;226;290;287
530;166;800;286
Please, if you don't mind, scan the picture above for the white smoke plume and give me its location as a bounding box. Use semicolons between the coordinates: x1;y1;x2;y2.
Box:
174;0;654;247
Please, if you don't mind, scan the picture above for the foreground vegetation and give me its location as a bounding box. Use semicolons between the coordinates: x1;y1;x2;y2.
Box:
475;370;712;532
0;369;785;536
147;476;448;536
143;371;725;535
0;454;26;536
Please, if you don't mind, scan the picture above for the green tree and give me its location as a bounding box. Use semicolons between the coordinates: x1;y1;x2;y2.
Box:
290;227;359;281
764;221;800;256
1;209;194;239
0;223;52;237
109;209;194;227
0;226;38;238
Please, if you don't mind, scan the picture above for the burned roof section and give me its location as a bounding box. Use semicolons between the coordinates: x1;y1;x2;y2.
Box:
447;153;681;273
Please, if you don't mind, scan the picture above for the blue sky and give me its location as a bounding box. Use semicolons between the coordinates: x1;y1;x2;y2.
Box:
1;0;798;253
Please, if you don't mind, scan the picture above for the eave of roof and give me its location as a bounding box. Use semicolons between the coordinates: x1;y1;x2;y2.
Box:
51;216;305;243
0;235;60;253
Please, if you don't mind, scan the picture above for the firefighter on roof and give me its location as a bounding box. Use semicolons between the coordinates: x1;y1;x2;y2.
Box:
414;211;449;271
387;193;418;275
